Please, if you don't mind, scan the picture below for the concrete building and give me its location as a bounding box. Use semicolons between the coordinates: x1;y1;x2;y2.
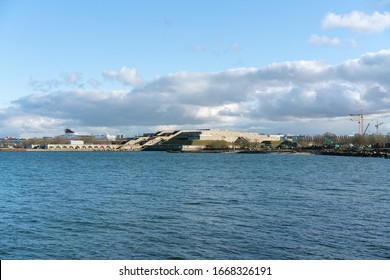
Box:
120;129;279;151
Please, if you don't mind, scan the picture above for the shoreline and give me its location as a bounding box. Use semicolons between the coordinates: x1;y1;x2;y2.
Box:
2;147;389;158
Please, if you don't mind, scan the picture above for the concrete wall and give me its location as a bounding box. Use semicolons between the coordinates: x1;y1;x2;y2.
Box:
45;144;119;150
181;145;206;152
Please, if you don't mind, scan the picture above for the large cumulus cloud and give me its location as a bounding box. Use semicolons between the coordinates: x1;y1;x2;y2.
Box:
3;49;390;137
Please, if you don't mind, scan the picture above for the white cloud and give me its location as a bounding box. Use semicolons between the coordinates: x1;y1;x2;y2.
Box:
348;38;358;47
29;72;86;92
308;34;341;46
62;72;82;84
189;43;206;52
88;79;101;88
322;11;390;33
229;42;241;51
103;66;143;87
0;112;68;137
3;50;390;137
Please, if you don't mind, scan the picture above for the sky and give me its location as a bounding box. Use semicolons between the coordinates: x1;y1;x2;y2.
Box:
1;0;390;138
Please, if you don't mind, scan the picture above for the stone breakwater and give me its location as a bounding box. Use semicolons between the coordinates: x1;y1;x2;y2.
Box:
237;148;390;159
1;147;389;158
319;149;390;159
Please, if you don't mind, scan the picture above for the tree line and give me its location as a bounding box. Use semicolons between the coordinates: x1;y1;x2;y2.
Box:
297;134;390;147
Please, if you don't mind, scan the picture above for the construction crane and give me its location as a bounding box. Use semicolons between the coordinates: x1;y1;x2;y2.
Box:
350;109;390;135
375;120;384;135
350;109;365;135
363;123;370;135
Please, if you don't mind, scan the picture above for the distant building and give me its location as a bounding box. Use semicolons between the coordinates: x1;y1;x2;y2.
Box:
69;140;84;145
120;129;280;151
64;128;78;138
64;128;93;139
95;132;116;141
0;136;21;148
64;128;116;141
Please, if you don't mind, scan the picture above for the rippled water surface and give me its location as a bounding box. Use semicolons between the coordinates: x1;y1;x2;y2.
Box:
0;152;389;259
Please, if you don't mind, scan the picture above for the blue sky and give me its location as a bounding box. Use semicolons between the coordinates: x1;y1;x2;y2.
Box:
1;0;390;137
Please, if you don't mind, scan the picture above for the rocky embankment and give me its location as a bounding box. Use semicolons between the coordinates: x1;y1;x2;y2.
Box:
318;148;390;159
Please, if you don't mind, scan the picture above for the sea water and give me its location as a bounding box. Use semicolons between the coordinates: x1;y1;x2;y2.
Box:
0;152;389;259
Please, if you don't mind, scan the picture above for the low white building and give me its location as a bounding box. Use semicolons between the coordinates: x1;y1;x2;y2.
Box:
95;133;116;141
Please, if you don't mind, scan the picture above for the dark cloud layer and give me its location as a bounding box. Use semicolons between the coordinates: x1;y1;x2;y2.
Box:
2;50;390;136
